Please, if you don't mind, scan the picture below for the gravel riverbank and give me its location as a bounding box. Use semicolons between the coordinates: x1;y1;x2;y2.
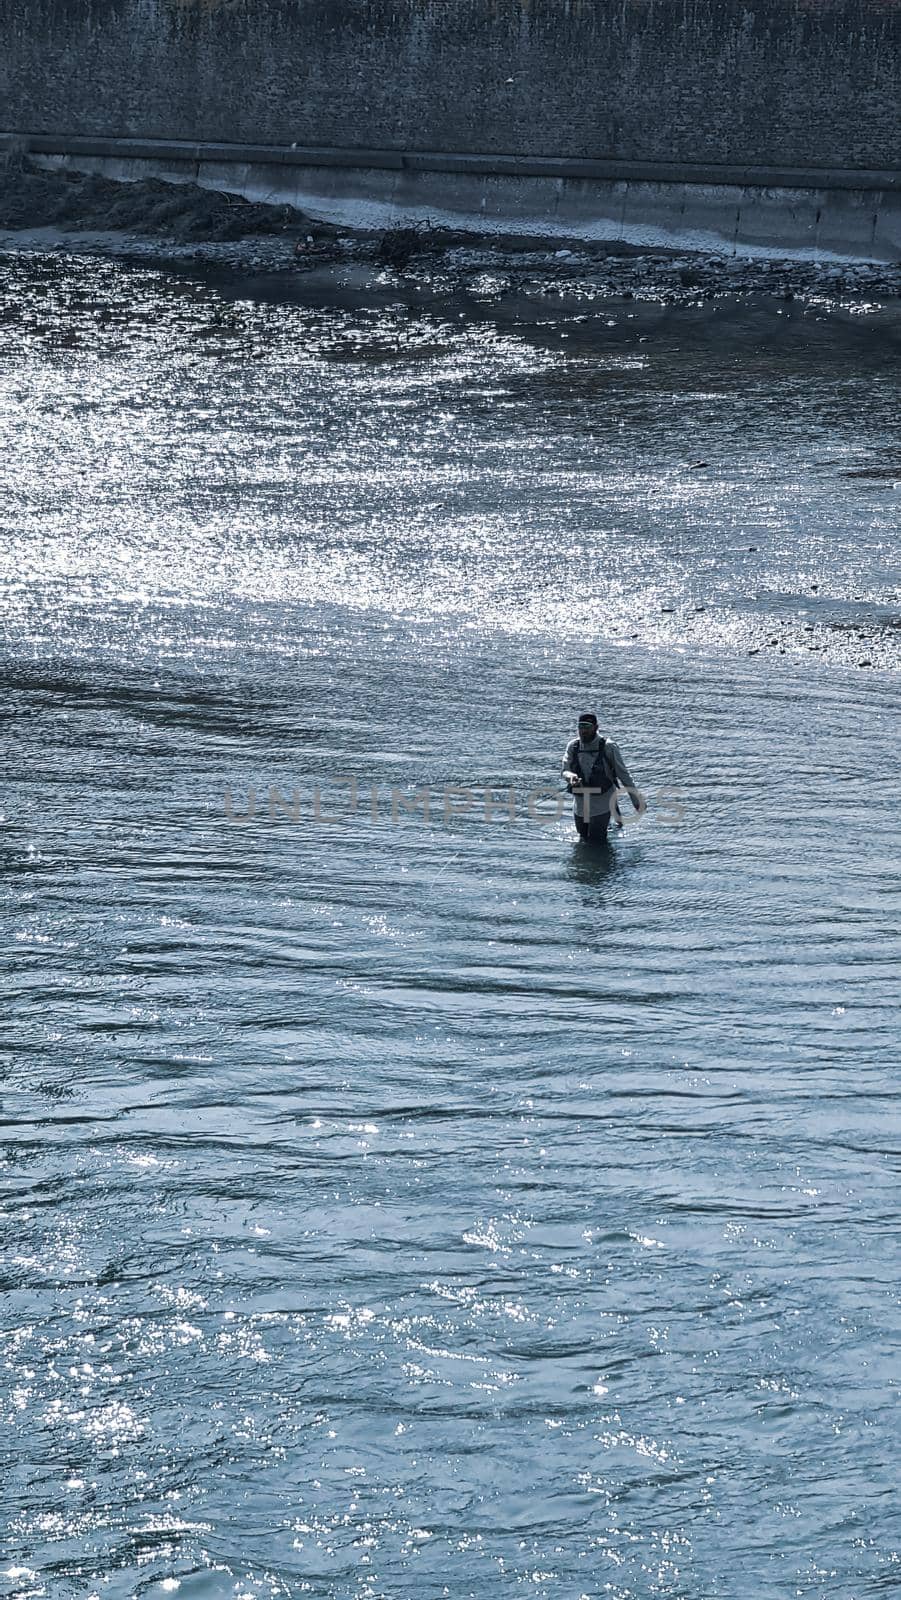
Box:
4;155;901;302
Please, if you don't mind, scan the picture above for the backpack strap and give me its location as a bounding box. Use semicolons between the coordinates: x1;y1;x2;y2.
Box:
597;737;612;788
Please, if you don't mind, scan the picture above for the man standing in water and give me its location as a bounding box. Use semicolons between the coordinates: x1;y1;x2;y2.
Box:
562;711;643;843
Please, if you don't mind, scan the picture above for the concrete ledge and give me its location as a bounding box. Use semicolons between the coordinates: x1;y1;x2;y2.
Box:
3;132;901;195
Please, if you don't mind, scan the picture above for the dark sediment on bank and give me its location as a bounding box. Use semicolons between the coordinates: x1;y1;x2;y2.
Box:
0;152;314;241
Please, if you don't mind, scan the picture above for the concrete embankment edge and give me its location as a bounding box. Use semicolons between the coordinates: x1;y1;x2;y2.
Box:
3;136;900;263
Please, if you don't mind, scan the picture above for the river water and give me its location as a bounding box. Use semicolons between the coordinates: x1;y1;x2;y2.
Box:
2;250;899;1599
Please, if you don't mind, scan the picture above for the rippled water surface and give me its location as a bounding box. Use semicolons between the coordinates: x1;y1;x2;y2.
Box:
2;252;900;1599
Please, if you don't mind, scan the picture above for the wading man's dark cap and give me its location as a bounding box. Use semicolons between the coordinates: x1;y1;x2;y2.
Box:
578;711;598;725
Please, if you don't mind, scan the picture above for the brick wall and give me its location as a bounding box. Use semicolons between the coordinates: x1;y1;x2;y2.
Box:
2;0;899;171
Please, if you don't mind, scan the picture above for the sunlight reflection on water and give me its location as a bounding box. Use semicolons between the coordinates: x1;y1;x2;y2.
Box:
1;250;899;1600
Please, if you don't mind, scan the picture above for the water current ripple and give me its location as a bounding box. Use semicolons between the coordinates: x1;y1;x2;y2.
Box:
1;250;899;1600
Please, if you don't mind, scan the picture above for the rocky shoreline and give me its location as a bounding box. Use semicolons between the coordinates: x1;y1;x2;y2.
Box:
3;154;901;305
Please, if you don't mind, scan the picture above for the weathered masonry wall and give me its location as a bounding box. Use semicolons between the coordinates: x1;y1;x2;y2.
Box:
3;0;901;168
2;0;900;258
